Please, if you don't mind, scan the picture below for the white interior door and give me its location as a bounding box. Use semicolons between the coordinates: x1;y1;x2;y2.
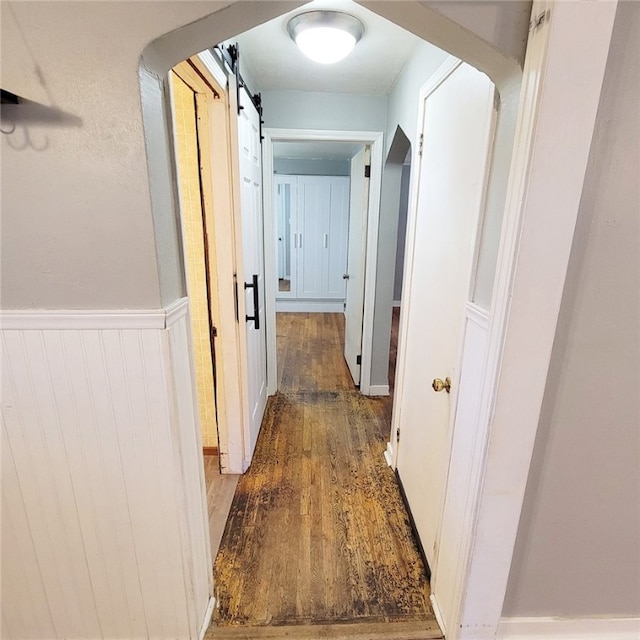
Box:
395;63;495;570
237;87;267;461
344;146;369;385
296;176;327;299
324;177;350;299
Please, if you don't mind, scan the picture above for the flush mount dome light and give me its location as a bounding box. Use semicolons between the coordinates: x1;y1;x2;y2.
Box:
287;11;364;64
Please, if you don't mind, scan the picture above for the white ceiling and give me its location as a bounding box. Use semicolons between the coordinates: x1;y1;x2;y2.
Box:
232;0;422;95
273;141;362;160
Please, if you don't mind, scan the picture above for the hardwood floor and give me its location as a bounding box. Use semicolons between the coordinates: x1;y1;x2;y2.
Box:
210;312;437;636
204;455;240;562
276;312;355;392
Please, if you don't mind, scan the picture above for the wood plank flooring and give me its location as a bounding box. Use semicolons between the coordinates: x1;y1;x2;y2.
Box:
210;313;436;636
204;455;240;561
276;312;356;393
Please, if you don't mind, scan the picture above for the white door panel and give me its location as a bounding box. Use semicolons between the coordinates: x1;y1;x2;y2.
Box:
396;63;495;570
297;178;326;299
237;87;267;462
344;147;368;385
325;178;350;299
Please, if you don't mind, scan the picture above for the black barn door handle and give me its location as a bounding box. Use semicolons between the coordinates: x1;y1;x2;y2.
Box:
244;274;260;330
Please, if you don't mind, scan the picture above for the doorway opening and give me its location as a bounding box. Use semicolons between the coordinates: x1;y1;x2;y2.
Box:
141;0;560;636
390;152;411;397
263;129;384;398
167;3;499;633
373;125;412;404
271;139;366;390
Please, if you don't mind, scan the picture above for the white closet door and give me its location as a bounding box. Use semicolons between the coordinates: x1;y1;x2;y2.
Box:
296;176;327;299
323;177;350;299
395;63;495;570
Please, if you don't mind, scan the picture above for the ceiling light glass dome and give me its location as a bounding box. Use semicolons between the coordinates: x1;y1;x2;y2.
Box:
288;11;365;64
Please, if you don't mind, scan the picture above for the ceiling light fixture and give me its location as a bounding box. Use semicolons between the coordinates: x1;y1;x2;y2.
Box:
287;11;364;65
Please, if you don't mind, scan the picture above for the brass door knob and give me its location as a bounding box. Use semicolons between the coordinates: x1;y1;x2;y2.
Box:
432;377;451;393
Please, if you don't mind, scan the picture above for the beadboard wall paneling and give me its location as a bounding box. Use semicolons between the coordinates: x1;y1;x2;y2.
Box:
0;299;211;640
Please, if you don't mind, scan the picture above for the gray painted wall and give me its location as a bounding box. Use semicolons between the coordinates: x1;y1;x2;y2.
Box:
274;157;349;176
262;90;387;132
385;41;450;155
503;1;640;618
393;163;411;302
0;0;297;310
370;162;403;387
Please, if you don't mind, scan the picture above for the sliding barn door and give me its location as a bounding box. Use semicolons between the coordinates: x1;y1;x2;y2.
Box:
236;84;267;464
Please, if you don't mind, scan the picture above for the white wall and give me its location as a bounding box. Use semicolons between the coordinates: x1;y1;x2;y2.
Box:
421;1;531;71
262;90;387;132
393;163;411;302
503;0;640;618
369;127;411;389
385;41;450;154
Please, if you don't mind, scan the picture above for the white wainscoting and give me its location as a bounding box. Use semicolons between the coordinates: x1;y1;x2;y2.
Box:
430;302;490;637
1;299;212;640
497;616;640;639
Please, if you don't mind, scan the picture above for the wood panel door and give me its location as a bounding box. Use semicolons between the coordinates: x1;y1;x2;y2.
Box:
237;86;267;462
395;62;495;570
294;175;349;300
296;176;327;299
344;147;369;385
324;177;350;299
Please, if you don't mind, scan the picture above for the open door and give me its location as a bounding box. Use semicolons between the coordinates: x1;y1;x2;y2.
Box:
395;61;495;570
232;77;268;467
169;64;219;453
344;146;370;385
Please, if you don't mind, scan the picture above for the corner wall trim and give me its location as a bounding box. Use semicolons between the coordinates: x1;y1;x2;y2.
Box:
465;301;489;329
497;616;640;639
367;384;390;396
198;597;215;640
383;442;394;467
430;594;447;637
0;297;189;331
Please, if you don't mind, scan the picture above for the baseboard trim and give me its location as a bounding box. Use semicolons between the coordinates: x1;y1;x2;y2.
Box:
0;297;189;330
393;300;402;308
199;597;215;640
497;616;640;639
383;442;394;467
203;446;219;456
366;384;390;396
430;594;447;637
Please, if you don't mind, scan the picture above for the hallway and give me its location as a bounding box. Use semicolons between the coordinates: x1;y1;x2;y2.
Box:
211;313;437;635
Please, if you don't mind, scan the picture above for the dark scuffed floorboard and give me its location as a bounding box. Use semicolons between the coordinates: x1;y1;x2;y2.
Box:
212;313;435;629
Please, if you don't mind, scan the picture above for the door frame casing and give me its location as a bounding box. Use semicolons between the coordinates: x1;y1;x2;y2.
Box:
383;2;618;638
179;56;248;475
263;128;384;396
